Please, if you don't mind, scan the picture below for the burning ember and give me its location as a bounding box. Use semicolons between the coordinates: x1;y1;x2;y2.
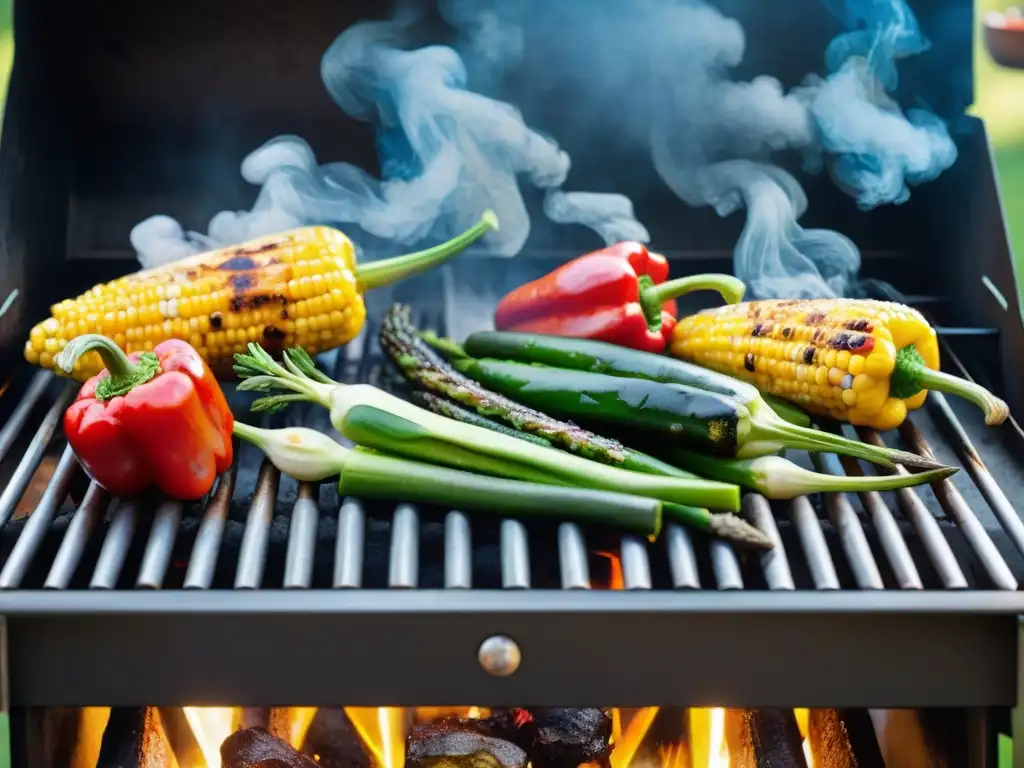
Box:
92;705;831;767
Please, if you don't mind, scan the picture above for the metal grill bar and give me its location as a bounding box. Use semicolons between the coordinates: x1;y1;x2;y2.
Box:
333;498;365;588
183;464;236;589
900;421;1018;590
283;483;319;589
43;482;109;589
665;524;700;589
789;497;840;589
234;460;279;589
837;455;922;590
930;393;1024;558
743;494;794;590
0;446;78;589
136;499;184;589
0;371;51;461
620;535;652;589
89;499;139;589
389;504;419;588
710;541;743;590
812;454;884;590
0;381;75;529
500;519;530;588
444;511;472;588
858;428;969;589
557;522;590;589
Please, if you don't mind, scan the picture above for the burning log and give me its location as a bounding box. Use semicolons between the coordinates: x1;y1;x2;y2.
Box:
807;709;884;768
221;727;320;768
300;708;374;768
523;708;614;768
724;709;807;768
406;718;529;768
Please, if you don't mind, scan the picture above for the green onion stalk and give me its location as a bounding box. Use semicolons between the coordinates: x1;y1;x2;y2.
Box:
409;391;772;549
661;447;957;499
231;344;742;512
231;423;662;538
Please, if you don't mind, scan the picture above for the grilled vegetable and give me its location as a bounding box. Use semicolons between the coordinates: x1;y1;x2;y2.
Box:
380;308;774;546
233;423;662;537
660;447;957;499
671;298;1011;430
382;304;627;463
55;333;233;500
450;355;947;475
417;385;954;505
457;331;943;470
232;344;743;512
426;331;810;428
377;395;770;548
25;212;498;381
494;241;745;353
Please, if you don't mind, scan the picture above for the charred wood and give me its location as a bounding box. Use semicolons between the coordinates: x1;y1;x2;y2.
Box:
808;709;884;768
221;726;319;768
300;708;373;768
95;707;145;768
406;718;528;768
524;708;614;768
724;709;807;768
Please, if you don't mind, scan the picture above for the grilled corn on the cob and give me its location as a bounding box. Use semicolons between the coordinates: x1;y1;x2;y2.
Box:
671;298;1010;430
25;212;498;381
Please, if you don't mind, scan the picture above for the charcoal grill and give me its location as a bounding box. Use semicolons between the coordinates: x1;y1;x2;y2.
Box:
1;0;1024;764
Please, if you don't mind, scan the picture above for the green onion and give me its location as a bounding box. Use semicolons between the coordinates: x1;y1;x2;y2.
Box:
410;392;773;549
232;343;743;512
662;447;958;500
232;422;662;537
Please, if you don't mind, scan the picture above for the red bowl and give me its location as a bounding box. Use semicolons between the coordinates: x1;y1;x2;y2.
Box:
984;10;1024;69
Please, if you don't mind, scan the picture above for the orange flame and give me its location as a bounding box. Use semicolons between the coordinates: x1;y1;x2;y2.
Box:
183;707;235;767
345;707;406;768
609;708;660;768
794;708;814;767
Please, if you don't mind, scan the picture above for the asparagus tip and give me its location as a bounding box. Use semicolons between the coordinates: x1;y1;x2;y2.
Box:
889;448;947;471
707;513;774;550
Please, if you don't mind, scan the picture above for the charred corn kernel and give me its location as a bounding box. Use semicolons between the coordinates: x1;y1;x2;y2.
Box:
24;212;499;381
671;297;1010;429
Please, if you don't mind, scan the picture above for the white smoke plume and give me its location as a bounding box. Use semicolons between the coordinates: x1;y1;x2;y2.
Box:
131;0;956;301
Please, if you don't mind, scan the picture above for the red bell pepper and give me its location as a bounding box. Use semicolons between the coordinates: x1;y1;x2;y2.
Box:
55;334;234;500
494;242;746;353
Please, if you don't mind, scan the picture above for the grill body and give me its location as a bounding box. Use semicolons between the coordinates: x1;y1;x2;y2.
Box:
0;0;1021;749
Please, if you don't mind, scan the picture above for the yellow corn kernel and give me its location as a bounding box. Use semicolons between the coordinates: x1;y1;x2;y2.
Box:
24;225;366;381
670;297;941;430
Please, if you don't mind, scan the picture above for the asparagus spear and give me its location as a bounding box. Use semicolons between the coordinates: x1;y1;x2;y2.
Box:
232;344;743;512
380;304;627;464
232;423;662;537
410;392;772;549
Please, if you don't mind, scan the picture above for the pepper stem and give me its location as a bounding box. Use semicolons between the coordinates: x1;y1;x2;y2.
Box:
55;334;160;400
354;210;500;291
637;273;746;329
890;344;1010;426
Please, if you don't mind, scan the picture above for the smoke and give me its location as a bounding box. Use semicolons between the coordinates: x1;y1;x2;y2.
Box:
131;0;956;301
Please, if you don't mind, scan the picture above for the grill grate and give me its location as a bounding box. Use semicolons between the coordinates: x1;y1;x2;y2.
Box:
2;292;1024;707
2;320;1024;595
